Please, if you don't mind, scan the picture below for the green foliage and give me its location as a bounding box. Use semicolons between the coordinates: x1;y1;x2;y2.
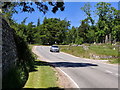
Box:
2;2;65;14
37;18;40;26
60;44;119;63
81;3;91;17
75;37;83;45
86;29;95;43
3;2;120;45
76;19;90;43
14;34;35;71
3;66;27;88
60;45;89;58
95;2;120;43
24;60;58;88
89;45;118;56
2;32;36;88
11;17;70;45
81;2;94;25
2;35;35;88
66;26;77;44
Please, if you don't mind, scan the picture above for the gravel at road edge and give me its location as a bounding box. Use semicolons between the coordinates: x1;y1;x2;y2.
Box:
32;46;77;88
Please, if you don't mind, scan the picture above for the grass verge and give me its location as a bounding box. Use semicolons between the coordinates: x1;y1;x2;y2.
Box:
59;43;119;64
24;59;58;88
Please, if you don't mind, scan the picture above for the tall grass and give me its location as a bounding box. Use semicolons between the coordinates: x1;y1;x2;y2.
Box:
59;43;119;64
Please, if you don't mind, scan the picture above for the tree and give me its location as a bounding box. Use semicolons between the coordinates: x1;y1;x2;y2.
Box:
1;1;66;44
36;17;70;45
110;7;120;42
95;2;120;43
77;19;90;44
2;1;65;14
21;17;28;24
26;22;36;44
1;1;65;25
66;26;77;44
81;2;94;25
80;3;95;44
37;18;40;26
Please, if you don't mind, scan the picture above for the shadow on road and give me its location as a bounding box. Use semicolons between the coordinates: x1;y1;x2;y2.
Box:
33;61;98;68
49;62;98;67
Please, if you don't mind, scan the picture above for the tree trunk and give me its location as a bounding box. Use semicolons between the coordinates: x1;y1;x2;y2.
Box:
105;35;109;43
109;34;112;44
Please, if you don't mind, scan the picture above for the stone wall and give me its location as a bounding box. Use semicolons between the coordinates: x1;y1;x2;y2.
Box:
2;18;18;76
0;16;2;90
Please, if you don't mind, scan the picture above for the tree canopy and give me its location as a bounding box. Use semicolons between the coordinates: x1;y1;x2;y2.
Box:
3;2;120;45
2;1;65;14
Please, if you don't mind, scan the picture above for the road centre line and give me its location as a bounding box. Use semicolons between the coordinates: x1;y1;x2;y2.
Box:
105;70;119;77
34;46;119;88
105;70;113;74
114;73;119;77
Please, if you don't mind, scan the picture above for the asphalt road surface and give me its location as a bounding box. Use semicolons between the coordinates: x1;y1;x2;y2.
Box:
34;46;118;89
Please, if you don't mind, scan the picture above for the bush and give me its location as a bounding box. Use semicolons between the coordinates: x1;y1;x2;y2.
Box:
75;38;83;45
2;65;28;88
2;32;35;88
14;34;35;72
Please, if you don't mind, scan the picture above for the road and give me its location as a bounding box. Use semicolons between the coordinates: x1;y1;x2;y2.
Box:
34;46;118;89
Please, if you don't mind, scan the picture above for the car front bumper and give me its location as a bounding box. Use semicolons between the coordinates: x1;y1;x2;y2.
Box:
51;49;59;52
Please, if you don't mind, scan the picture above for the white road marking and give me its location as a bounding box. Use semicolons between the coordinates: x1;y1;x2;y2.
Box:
34;46;118;88
105;70;119;77
115;73;119;76
105;70;113;74
34;46;80;88
57;68;80;88
90;67;95;69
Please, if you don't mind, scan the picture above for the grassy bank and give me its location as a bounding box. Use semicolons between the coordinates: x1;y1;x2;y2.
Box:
59;43;119;64
24;59;58;88
24;45;59;88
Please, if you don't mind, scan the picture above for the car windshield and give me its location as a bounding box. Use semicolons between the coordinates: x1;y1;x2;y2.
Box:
52;46;58;48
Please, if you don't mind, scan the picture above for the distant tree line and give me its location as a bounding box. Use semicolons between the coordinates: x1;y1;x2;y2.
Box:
2;2;120;45
67;2;120;44
10;17;70;45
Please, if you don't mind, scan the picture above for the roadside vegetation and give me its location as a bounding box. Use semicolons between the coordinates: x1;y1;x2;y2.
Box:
2;34;35;88
59;43;119;64
2;2;120;46
2;1;120;88
24;59;58;88
23;45;59;88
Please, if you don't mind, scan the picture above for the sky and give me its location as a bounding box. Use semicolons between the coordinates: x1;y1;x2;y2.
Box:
12;1;119;27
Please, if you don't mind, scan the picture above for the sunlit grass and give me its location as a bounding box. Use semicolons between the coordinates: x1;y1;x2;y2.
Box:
24;59;58;88
59;44;119;64
89;45;118;56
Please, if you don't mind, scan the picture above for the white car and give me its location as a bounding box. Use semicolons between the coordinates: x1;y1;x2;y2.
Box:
50;45;60;52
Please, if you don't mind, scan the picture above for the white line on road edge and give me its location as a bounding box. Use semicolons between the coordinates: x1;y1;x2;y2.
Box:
33;46;80;88
57;68;80;88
